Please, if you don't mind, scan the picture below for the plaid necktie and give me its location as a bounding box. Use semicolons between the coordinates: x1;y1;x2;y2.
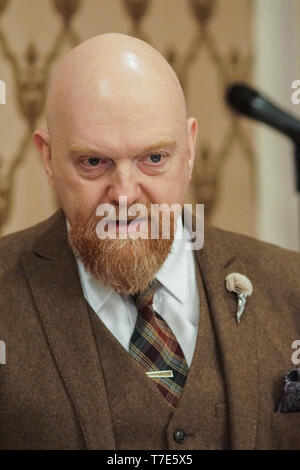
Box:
129;280;189;408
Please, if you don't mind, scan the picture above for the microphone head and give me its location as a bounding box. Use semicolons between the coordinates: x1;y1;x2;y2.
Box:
226;82;300;144
226;82;260;115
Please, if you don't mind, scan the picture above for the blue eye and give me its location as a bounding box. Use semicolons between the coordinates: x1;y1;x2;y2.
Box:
88;157;100;166
149;154;162;163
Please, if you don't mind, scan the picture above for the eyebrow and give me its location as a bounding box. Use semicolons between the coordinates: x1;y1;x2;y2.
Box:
68;138;177;158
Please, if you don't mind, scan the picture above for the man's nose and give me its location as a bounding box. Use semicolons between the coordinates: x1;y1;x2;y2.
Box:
107;163;142;207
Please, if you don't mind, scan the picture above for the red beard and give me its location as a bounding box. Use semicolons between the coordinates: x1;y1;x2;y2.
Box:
68;201;177;295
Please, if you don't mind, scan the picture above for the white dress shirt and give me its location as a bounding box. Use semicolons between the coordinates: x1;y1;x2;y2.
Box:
73;217;200;367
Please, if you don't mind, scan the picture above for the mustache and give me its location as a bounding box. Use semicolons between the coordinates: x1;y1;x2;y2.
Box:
94;201;156;223
105;215;149;222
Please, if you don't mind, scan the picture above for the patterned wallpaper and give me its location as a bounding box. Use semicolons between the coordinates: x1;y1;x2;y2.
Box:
0;0;255;236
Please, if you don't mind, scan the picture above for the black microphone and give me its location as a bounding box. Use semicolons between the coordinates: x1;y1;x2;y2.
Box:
226;83;300;145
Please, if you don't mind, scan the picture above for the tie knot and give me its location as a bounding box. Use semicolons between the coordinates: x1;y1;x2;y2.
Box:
134;279;160;311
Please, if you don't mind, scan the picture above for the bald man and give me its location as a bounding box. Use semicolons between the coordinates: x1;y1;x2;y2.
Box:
0;33;300;451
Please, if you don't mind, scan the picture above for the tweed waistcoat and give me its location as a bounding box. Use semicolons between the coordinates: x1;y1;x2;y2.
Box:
87;262;229;450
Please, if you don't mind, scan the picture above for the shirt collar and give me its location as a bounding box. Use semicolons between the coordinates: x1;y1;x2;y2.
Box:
154;215;188;303
77;258;115;314
66;218;116;314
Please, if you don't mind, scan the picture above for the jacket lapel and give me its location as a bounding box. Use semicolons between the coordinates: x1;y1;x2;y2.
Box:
195;227;259;450
21;210;116;450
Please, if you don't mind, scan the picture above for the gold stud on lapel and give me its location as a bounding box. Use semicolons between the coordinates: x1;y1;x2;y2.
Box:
225;273;253;324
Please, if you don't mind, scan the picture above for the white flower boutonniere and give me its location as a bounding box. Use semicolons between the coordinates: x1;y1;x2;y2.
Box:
225;273;253;324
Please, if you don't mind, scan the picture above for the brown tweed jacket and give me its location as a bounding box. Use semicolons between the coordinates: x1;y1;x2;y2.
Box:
0;209;300;450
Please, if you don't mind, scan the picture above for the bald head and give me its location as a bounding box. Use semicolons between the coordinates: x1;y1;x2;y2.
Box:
46;33;187;137
34;33;197;225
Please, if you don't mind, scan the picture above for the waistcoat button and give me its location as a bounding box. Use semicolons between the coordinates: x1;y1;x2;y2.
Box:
173;429;186;444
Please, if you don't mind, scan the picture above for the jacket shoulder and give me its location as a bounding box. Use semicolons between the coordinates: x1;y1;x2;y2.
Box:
206;225;300;278
0;210;64;270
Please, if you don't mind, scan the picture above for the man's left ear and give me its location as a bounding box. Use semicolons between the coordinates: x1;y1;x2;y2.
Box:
186;117;198;180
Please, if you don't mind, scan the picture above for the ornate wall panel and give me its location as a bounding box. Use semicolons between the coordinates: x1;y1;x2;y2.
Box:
0;0;254;237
